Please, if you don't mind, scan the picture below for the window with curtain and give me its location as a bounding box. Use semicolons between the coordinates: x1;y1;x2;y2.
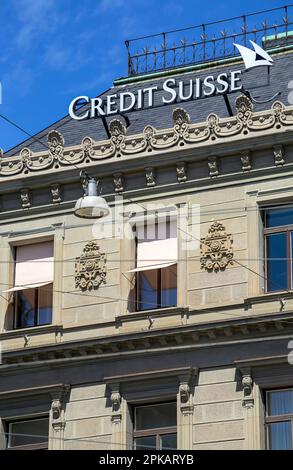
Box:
129;219;177;311
133;402;177;450
266;388;293;449
6;416;49;450
264;207;293;292
4;241;54;328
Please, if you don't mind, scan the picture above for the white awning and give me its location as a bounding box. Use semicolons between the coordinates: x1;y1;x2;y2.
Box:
14;241;54;287
3;281;52;294
128;220;177;272
128;262;176;273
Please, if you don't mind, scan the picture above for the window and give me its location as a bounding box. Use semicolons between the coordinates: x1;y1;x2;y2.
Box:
4;241;54;328
133;402;177;450
15;283;53;328
266;389;293;449
6;416;49;450
264;207;293;292
130;219;177;311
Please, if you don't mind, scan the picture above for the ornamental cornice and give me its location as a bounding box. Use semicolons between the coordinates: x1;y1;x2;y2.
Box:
1;311;293;369
1;97;293;179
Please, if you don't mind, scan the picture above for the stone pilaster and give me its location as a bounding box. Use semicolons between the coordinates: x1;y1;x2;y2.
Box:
239;367;258;449
109;383;125;450
177;369;196;450
49;385;70;450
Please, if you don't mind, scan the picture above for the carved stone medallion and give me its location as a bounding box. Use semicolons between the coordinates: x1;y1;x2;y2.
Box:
75;241;106;290
200;221;233;272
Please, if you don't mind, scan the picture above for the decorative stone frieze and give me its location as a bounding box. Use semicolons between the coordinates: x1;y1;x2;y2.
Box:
240;150;252;171
145;167;156;187
207;157;218;177
200;221;233;272
50;183;62;203
273;144;285;166
113;173;124;193
176;162;187;182
1;100;292;178
20;188;31;209
75;241;106;290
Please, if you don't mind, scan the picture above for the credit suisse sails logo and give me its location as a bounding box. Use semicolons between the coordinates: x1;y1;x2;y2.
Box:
68;40;275;120
234;40;274;70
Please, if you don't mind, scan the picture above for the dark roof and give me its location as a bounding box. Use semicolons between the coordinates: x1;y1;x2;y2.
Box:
4;49;293;157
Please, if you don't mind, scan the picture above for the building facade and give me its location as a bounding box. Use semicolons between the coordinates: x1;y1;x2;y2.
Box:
1;8;293;450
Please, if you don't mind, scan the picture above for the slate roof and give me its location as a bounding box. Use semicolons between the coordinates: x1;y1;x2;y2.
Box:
4;48;293;158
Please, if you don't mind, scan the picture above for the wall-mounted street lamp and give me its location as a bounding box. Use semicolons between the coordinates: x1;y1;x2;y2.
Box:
74;171;110;219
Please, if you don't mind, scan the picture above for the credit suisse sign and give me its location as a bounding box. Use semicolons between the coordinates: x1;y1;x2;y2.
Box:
69;71;242;120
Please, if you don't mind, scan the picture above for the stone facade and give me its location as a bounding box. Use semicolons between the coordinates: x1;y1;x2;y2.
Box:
1;44;293;450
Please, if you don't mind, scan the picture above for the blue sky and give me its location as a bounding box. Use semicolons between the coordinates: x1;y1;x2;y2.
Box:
0;0;289;151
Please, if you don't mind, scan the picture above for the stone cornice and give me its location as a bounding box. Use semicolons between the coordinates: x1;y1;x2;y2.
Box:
1;97;293;182
104;367;197;385
0;383;70;401
1;311;293;371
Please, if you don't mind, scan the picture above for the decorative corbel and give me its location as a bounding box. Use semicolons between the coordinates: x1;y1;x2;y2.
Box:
273;145;285;166
179;382;191;404
208;157;218;177
113;173;124;193
240;367;254;408
145;167;156;187
20;188;31;209
50;183;62;203
111;390;121;413
176;162;187;183
109;383;122;426
50;384;70;449
178;368;196;411
240;150;252;171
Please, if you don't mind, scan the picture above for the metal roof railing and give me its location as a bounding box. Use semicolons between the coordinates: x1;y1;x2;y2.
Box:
125;5;293;76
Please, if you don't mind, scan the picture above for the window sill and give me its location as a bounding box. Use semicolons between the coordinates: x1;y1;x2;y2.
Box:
245;291;293;305
0;323;63;339
116;306;188;323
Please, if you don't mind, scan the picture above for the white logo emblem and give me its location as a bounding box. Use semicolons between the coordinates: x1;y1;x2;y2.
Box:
234;40;274;70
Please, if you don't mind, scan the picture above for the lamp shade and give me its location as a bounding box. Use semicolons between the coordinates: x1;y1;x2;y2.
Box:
74;177;110;219
74;195;110;219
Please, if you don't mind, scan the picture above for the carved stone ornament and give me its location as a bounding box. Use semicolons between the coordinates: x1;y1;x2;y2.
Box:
51;399;62;420
176;162;187;182
235;95;253;125
47;130;64;163
208;157;218;177
111;391;121;412
145;167;156;186
82;136;95;160
179;383;190;404
274;144;285;166
173;108;190;139
113;173;124;193
75;241;106;290
242;374;253;396
109;119;126;155
50;183;62;203
200;221;233;272
20;188;31;209
240;150;251;171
